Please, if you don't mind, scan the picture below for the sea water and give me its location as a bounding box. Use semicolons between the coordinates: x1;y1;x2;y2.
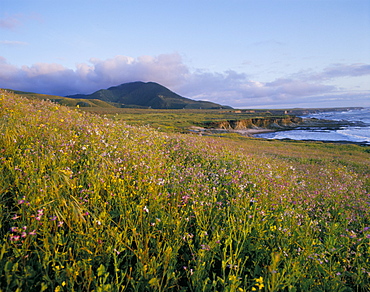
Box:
255;108;370;145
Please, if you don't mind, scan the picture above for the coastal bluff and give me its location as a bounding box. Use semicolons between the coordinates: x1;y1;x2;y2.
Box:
201;116;303;130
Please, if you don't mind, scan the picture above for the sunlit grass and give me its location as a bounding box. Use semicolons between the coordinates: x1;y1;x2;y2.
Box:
79;107;294;134
1;89;369;291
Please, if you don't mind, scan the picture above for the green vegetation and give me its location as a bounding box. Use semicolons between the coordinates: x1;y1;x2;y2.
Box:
1;89;369;291
80;107;298;134
5;89;116;109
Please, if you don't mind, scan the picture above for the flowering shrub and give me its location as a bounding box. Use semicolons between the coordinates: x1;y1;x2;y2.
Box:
0;89;369;291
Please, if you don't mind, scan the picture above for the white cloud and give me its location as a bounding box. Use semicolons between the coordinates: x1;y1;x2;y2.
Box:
0;53;368;108
0;40;28;46
321;63;370;78
296;63;370;82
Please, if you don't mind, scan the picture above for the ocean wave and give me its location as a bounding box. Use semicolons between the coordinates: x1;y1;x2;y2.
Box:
257;108;370;144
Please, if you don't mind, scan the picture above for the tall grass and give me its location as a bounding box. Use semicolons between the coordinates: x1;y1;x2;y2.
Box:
0;89;369;291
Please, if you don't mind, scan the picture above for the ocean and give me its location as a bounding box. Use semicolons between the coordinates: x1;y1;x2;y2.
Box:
255;108;370;145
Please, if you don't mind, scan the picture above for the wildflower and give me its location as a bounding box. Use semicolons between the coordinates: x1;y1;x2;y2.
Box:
21;232;27;238
12;214;20;220
143;206;149;213
254;277;264;290
57;221;64;227
229;275;237;281
250;199;257;206
50;216;57;221
10;227;18;232
9;235;20;241
201;244;210;250
29;230;37;235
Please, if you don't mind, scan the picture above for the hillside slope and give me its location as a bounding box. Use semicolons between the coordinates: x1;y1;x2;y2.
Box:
0;89;369;291
3;89;116;108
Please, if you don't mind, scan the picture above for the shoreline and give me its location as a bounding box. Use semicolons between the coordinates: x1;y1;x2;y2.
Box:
189;126;370;146
276;138;370;147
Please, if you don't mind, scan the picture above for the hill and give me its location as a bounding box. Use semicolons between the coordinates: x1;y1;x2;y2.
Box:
3;89;116;108
67;81;232;109
1;89;370;291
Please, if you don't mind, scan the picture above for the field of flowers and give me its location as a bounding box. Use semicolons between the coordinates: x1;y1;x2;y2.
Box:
0;89;369;291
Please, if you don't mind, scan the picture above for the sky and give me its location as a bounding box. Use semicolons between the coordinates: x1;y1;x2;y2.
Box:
0;0;369;109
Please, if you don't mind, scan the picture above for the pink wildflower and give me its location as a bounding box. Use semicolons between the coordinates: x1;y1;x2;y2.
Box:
9;235;20;241
10;227;18;232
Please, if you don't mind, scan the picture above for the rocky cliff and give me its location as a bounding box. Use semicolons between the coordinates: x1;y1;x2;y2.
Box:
202;116;303;130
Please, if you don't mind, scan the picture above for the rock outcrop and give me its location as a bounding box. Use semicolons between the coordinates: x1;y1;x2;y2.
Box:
202;116;303;130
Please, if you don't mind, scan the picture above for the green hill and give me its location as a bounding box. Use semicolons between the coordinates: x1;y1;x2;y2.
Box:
3;89;116;108
68;81;232;109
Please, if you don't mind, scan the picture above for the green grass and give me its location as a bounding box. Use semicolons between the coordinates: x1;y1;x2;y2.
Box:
1;89;369;291
4;89;116;109
80;107;297;134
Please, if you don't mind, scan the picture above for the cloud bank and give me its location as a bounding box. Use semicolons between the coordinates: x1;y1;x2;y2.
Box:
313;63;370;81
0;53;369;108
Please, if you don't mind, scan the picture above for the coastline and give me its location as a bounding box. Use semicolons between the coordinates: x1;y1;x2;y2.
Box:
254;110;370;146
276;137;370;147
189;125;370;146
188;108;370;146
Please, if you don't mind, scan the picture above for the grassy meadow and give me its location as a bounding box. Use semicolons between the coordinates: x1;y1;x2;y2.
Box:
80;107;305;134
0;89;369;291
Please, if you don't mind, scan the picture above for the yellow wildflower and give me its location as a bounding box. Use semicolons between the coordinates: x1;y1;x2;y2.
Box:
255;276;264;289
256;276;263;284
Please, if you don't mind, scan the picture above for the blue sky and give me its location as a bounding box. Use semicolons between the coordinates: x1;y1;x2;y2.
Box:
1;0;369;108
